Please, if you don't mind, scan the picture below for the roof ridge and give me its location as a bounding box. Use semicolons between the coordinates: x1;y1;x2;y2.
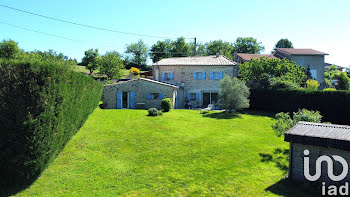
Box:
298;121;350;129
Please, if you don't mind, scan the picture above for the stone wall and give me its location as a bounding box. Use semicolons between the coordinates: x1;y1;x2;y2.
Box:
103;78;177;109
153;65;236;107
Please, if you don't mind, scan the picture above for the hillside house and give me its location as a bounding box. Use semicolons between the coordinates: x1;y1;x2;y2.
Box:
273;48;328;87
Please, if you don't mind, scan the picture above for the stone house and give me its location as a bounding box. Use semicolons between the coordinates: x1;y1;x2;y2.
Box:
153;55;237;108
273;48;328;87
102;78;179;109
284;121;350;183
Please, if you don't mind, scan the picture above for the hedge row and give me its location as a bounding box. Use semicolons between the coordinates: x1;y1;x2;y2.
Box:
0;59;103;193
249;89;350;125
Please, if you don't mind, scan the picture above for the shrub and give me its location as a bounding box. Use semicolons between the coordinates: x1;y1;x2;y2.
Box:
217;76;250;112
306;79;320;90
161;98;172;112
323;88;336;91
249;89;350;125
269;77;299;90
148;108;162;116
334;72;350;90
0;58;103;192
272;109;322;137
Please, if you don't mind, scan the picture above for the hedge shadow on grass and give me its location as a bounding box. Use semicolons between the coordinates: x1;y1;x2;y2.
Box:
202;112;241;119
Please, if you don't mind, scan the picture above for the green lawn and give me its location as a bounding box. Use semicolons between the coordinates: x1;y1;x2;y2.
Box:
15;109;308;196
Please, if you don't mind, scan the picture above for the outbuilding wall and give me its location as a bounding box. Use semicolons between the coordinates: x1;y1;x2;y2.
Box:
290;143;350;183
103;79;177;109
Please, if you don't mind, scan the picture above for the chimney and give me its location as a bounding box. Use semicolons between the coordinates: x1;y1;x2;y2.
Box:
216;52;220;57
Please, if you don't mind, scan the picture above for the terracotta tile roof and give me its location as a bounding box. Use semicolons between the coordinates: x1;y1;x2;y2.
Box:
236;53;277;61
154;55;237;66
276;48;328;55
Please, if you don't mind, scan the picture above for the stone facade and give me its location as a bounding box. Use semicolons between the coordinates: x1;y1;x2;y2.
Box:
102;78;178;109
153;64;236;108
289;143;350;183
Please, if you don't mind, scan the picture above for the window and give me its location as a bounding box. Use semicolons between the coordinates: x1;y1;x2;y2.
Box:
151;93;159;99
146;93;164;100
161;72;174;80
190;93;196;101
310;69;317;80
193;72;206;80
210;72;224;80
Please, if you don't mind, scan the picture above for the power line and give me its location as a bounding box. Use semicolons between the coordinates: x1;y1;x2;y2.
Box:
0;21;196;56
0;20;83;42
0;4;194;40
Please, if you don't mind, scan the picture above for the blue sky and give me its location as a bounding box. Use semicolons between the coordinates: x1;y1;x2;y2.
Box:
0;0;349;66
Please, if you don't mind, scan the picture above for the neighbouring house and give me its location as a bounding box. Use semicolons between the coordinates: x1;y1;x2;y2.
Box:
273;48;328;87
102;78;179;109
324;63;345;71
285;121;350;183
153;55;237;108
233;53;277;63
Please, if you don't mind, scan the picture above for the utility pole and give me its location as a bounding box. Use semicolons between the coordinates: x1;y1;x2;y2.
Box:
193;37;197;56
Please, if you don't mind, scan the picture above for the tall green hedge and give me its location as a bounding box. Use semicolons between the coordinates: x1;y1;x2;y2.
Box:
0;59;103;193
249;89;350;125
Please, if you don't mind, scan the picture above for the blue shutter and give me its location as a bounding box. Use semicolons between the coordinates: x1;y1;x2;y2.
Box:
146;94;151;99
116;91;122;109
202;72;206;80
159;93;164;99
210;72;214;80
220;72;224;79
196;93;200;101
130;91;135;109
161;73;165;80
170;72;174;80
193;72;197;80
186;93;190;101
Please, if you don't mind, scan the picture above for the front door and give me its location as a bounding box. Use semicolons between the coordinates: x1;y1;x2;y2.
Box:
122;92;129;108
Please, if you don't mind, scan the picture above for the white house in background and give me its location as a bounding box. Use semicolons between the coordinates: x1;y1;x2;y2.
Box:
273;48;328;87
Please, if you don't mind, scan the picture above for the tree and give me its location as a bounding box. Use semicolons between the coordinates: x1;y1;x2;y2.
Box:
170;37;191;57
305;65;313;80
273;109;322;137
334;72;350;90
239;58;306;89
233;37;264;54
125;40;148;69
129;67;140;78
150;39;173;63
81;49;100;74
274;39;293;49
204;40;235;59
217;76;250;112
0;39;20;59
99;51;124;80
189;42;206;56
